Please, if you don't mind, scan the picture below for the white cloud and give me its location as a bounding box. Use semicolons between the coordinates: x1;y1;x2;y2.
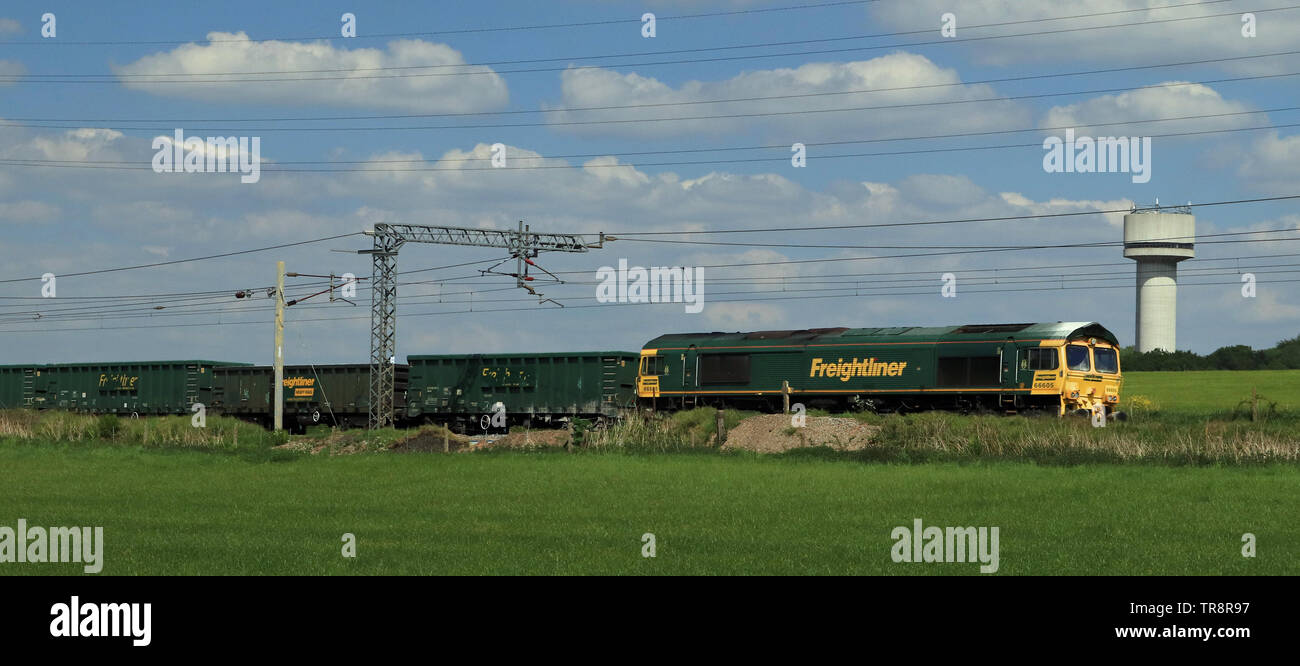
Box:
0;200;59;223
869;1;1300;75
0;59;25;83
0;18;20;35
1231;131;1300;193
18;127;124;162
998;192;1133;227
1041;82;1255;136
543;53;1032;139
1213;286;1300;323
701;302;785;329
113;32;508;112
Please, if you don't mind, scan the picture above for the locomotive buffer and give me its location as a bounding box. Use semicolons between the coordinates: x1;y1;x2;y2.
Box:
359;221;609;429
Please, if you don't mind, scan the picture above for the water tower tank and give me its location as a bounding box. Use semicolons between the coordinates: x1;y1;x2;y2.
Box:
1123;203;1195;353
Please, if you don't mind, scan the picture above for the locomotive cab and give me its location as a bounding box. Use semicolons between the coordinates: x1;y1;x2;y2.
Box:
1022;337;1122;416
1060;336;1122;417
637;350;665;398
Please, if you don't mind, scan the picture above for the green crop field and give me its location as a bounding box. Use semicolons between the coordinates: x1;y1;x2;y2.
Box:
0;369;1296;576
0;445;1294;576
1122;370;1300;413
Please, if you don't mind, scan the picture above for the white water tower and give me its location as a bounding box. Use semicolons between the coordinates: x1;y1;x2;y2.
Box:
1123;200;1195;352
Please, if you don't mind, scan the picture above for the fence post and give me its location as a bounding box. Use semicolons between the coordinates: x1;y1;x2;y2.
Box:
715;409;727;446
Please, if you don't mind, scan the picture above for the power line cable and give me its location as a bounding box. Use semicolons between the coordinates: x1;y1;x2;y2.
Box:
605;194;1300;236
8;105;1297;168
4;120;1297;175
8;71;1299;135
0;233;363;283
3;275;1294;334
6;0;1242;80
5;3;1287;83
0;0;891;46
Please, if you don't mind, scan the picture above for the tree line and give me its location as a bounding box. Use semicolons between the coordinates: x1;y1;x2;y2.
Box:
1121;334;1300;371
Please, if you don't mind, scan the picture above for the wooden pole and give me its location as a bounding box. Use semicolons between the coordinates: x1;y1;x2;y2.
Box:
274;260;285;432
783;380;790;414
715;409;726;446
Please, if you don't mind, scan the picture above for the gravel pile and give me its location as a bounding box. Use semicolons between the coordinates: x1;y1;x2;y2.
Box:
483;428;571;449
722;414;879;453
390;427;474;453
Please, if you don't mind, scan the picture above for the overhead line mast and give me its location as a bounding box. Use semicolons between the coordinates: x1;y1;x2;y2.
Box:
361;222;610;429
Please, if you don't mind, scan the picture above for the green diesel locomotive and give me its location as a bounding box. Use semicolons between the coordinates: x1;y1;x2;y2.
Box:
635;322;1123;417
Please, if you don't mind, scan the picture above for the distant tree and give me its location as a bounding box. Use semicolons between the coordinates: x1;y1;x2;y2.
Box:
1262;335;1300;369
1207;345;1258;370
1120;333;1300;370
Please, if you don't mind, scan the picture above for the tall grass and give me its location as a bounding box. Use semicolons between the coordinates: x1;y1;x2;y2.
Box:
838;410;1300;464
5;396;1299;465
0;409;290;454
587;407;757;452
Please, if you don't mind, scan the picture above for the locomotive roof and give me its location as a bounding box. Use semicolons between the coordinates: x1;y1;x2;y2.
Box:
408;351;638;360
642;322;1119;349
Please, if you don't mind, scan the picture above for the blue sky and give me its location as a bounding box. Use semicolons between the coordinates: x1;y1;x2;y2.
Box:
0;0;1297;364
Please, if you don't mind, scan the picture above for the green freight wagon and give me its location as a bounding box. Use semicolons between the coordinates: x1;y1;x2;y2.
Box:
0;365;38;409
406;352;638;431
27;360;249;415
211;364;407;430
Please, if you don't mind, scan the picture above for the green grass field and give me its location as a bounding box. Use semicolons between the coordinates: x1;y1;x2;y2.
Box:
0;369;1296;575
0;445;1293;575
1123;369;1300;412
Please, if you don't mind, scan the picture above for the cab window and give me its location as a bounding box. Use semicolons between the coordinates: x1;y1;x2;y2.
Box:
641;356;664;375
1094;347;1119;374
1065;345;1091;371
1021;348;1059;371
